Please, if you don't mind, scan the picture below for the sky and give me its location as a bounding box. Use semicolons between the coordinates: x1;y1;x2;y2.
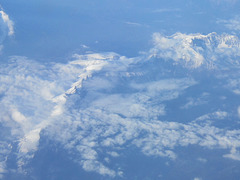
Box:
1;0;240;60
0;0;240;180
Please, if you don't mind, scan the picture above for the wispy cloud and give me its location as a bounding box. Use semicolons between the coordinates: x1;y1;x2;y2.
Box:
153;8;181;13
124;21;142;26
124;21;149;28
238;106;240;118
0;8;14;36
210;0;237;4
217;16;240;31
193;177;202;180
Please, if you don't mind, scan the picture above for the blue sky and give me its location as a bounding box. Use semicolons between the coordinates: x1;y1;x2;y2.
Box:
1;0;240;60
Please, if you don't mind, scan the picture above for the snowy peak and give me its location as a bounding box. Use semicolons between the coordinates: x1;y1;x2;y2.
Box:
150;32;240;68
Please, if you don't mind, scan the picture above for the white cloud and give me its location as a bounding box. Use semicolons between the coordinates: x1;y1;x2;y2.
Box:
132;78;196;94
193;177;202;180
0;162;5;173
0;54;118;175
1;32;240;177
124;21;142;26
19;128;42;154
238;106;240;118
124;21;149;28
0;6;14;55
82;160;116;177
11;109;28;124
194;111;228;123
210;0;237;4
226;78;240;95
181;93;209;109
197;157;207;163
0;8;14;36
153;8;181;13
223;147;240;161
217;16;240;31
107;151;120;157
0;141;12;179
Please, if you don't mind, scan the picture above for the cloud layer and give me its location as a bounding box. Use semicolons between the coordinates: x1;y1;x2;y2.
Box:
0;32;240;178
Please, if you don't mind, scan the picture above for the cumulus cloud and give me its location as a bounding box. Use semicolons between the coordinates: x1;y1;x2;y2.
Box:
1;31;240;178
0;54;117;176
223;147;240;161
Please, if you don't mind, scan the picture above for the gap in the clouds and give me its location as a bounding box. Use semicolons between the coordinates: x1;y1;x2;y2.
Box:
30;136;174;180
4;142;24;180
23;136;104;180
173;145;240;180
161;70;240;129
26;136;240;180
0;124;11;142
105;146;170;180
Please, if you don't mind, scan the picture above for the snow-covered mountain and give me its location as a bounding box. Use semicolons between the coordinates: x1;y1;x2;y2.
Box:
1;32;240;179
149;32;240;69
